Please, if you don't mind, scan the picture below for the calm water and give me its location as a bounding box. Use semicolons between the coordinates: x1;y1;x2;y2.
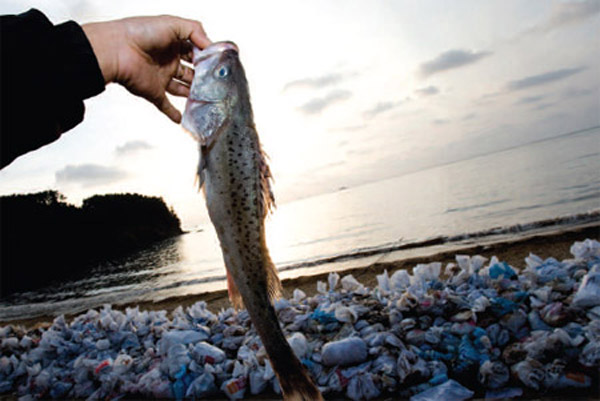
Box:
1;127;599;320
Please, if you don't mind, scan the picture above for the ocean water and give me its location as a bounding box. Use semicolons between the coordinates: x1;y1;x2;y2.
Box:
1;127;599;321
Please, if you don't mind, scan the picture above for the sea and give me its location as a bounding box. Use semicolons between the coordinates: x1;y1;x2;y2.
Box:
1;127;599;321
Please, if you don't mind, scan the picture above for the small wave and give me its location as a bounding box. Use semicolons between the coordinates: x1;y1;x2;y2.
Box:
445;199;509;214
277;210;600;271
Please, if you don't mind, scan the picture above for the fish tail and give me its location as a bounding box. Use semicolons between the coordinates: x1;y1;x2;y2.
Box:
255;303;322;401
277;368;324;401
265;257;282;302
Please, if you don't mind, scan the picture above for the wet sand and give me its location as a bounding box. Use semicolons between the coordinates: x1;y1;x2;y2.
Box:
3;222;598;330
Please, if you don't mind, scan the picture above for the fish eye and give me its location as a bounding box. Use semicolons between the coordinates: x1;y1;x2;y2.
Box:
215;65;229;79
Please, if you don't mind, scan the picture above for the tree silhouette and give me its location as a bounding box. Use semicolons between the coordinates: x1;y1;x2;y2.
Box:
0;191;182;296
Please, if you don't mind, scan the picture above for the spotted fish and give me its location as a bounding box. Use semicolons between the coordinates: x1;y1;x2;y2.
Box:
182;41;323;401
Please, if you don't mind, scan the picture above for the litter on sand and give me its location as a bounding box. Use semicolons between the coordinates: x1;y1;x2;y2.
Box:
1;238;599;400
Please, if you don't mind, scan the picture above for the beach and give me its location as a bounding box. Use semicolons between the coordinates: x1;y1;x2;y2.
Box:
1;222;598;400
5;222;598;330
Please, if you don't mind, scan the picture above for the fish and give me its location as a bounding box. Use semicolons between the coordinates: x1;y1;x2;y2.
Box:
182;41;323;401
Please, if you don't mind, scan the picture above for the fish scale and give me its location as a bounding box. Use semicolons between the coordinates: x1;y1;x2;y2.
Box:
182;41;323;401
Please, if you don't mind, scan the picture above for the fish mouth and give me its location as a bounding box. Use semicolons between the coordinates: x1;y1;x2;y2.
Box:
194;41;239;65
187;98;217;106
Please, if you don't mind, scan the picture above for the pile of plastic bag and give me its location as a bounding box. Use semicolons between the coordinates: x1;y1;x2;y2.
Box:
1;239;599;400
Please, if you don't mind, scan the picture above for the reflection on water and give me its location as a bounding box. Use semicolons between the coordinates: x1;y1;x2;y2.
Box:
1;127;599;320
7;236;185;304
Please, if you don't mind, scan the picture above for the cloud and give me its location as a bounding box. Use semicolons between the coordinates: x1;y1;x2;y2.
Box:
526;0;600;34
433;118;449;125
298;89;352;114
329;124;367;133
415;86;440;96
562;87;597;99
56;164;127;187
419;49;492;77
534;102;555;111
115;140;153;156
507;67;584;91
517;95;545;104
284;73;345;91
363;100;407;119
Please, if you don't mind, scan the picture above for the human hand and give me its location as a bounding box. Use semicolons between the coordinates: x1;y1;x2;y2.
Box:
83;15;211;123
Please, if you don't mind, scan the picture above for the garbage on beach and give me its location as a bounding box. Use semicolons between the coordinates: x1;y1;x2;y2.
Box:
1;239;599;400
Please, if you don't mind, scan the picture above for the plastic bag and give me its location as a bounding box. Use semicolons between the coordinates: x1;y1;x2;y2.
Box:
329;272;341;291
511;359;545;390
410;379;474;401
341;275;365;293
411;262;441;284
292;288;306;302
579;340;600;367
192;341;226;364
570;239;600;259
322;337;367;367
287;332;308;359
572;265;600;308
478;360;509;389
157;330;208;355
335;305;359;323
376;270;391;294
221;376;247;400
346;371;380;401
185;372;217;398
390;270;411;291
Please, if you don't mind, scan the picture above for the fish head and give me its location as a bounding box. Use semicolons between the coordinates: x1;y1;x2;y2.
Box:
182;41;248;144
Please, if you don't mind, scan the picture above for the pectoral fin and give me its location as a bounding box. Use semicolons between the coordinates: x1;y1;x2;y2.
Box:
195;145;208;191
226;269;244;310
182;102;227;148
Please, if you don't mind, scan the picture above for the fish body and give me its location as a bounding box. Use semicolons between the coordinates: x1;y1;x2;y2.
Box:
182;41;322;401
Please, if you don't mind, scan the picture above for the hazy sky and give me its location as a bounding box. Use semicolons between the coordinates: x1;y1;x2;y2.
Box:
1;0;598;228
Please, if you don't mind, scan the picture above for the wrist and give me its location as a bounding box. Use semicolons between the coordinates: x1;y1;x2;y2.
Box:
82;22;119;84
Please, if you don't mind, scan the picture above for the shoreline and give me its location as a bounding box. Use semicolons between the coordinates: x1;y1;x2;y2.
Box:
2;222;598;330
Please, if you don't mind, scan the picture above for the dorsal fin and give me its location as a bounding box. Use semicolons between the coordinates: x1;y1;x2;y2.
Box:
258;143;275;217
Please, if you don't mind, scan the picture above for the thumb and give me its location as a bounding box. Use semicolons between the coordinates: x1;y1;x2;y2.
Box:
156;95;182;123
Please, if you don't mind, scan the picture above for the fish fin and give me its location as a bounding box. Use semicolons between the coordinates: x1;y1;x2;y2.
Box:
258;144;276;217
265;258;282;303
227;270;244;310
195;145;208;191
277;367;324;401
226;269;244;310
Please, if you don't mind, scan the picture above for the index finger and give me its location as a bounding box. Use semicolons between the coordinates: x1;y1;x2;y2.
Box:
170;17;212;49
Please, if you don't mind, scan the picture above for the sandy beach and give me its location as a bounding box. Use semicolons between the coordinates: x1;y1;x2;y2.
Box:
4;222;598;330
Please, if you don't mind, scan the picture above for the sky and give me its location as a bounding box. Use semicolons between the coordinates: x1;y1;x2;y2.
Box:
1;0;598;229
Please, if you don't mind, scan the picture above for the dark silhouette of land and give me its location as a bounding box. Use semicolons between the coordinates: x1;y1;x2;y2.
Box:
0;191;183;297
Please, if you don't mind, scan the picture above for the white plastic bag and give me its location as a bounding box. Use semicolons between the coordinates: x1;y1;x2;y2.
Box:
573;265;600;308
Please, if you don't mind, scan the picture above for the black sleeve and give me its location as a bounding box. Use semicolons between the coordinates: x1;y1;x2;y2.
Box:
0;8;105;168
